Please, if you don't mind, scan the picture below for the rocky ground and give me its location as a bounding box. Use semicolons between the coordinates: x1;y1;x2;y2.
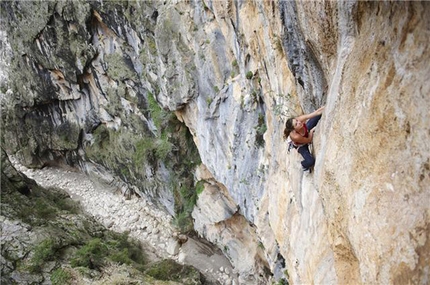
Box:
9;157;237;285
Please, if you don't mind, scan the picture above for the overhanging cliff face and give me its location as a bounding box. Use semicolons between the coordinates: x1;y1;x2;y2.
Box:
1;1;429;284
0;0;202;221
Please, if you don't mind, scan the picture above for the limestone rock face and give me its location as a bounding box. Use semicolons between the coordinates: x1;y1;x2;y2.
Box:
1;1;429;284
271;2;430;284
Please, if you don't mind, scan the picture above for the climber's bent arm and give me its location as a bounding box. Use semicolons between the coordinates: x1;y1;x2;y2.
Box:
290;129;314;144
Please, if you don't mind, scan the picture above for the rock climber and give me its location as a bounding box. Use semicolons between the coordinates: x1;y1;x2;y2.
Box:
283;106;325;171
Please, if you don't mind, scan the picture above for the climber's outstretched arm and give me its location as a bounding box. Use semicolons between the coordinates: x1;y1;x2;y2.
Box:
296;106;325;122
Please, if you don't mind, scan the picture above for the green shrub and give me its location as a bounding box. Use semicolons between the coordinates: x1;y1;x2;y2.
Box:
246;71;253;79
29;239;57;273
21;186;80;225
110;248;130;265
107;232;146;268
255;113;267;148
92;124;110;148
51;268;72;285
71;233;147;272
195;180;205;195
34;199;57;220
173;181;201;233
231;59;239;78
251;89;258;102
50;188;81;214
277;278;289;285
173;211;193;233
71;238;108;269
147;92;172;131
206;97;213;106
145;259;201;282
155;135;173;161
134;138;155;165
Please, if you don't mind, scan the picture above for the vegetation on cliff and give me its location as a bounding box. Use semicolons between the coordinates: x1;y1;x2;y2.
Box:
1;149;204;284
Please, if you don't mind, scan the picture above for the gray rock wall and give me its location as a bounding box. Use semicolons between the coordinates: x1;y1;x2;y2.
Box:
0;0;201;220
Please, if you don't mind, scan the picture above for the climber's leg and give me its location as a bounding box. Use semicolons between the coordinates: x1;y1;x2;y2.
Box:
297;144;315;170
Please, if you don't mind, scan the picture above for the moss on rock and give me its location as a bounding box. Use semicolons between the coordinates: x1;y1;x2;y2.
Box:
105;53;137;81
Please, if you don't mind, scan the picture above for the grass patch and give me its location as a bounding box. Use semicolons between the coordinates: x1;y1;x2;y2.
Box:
173;180;205;233
108;232;146;269
145;259;201;283
173;184;198;232
34;199;57;220
51;268;72;285
134;138;156;165
28;239;58;273
71;232;147;271
169;126;202;233
155;133;173;161
173;211;193;233
146;91;173;131
12;185;81;226
71;238;108;269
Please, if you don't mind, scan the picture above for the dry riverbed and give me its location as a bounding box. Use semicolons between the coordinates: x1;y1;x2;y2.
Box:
10;157;237;285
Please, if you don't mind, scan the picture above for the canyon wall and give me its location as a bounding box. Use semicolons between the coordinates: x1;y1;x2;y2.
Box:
1;1;429;284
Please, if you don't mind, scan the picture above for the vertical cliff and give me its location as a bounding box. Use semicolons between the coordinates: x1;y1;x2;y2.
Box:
1;1;429;284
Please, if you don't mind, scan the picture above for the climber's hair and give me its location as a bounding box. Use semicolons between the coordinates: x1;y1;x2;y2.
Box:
283;117;295;140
